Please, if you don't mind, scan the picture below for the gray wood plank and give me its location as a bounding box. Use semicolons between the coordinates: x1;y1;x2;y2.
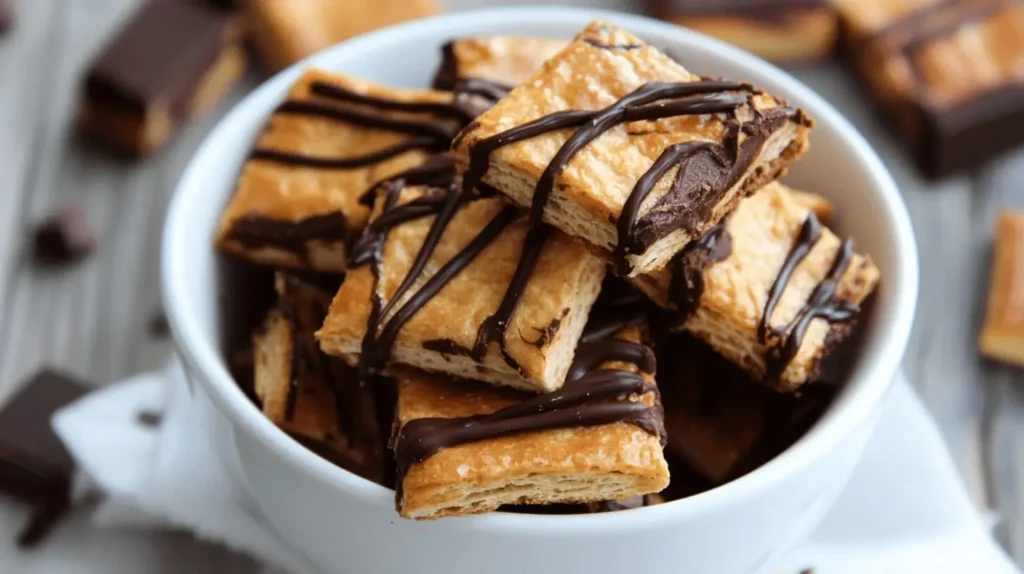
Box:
969;151;1024;563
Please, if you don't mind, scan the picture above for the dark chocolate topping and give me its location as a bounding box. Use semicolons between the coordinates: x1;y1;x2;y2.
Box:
224;212;348;254
249;80;474;170
394;286;663;485
275;271;385;479
393;370;663;481
84;1;235;114
668;219;733;322
355;177;520;379
32;205;98;266
460;79;793;274
309;80;476;123
273;99;457;142
471;224;551;371
758;214;821;342
358;154;457;207
522;311;567;348
868;0;1004;53
627;107;794;261
567;340;656;382
432;41;460;91
0;369;89;547
765;239;857;381
422;338;474;356
250;138;436;170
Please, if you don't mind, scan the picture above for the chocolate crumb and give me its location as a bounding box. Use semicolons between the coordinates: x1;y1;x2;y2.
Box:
32;206;98;266
149;310;170;337
136;410;163;428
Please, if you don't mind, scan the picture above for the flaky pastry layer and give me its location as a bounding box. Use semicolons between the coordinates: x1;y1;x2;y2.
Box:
395;325;667;519
667;182;879;391
215;69;452;272
434;36;568;89
317;187;606;393
452;20;812;277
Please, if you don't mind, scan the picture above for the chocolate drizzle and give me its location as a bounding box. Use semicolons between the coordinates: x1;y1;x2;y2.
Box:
567;340;656;382
459;78;796;274
668;219;733;322
354;175;520;379
392;274;664;484
758;214;821;342
747;213;860;382
249;78;481;170
393;370;663;482
225;212;348;255
764;240;857;382
461;80;762;358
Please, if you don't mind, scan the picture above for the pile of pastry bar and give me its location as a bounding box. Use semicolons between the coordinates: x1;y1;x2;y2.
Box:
215;21;880;520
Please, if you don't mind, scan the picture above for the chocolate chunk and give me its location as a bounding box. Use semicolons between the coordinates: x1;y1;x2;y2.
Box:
0;369;90;547
0;0;13;33
135;410;163;428
32;205;98;266
149;310;170;337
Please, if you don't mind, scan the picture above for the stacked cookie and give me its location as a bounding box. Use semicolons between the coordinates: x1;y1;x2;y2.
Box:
214;21;879;520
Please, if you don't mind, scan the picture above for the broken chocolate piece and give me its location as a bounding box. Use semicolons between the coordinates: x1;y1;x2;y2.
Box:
32;205;98;266
149;310;170;337
135;410;163;428
0;369;90;548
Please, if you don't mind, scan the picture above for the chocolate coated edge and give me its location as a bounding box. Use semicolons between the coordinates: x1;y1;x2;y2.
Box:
628;108;802;252
647;0;828;21
222;211;349;253
916;84;1024;178
83;2;238;113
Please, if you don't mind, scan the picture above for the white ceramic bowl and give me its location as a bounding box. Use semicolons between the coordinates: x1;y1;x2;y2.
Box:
162;7;918;574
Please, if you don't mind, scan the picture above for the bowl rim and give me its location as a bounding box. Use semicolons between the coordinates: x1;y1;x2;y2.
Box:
162;5;919;533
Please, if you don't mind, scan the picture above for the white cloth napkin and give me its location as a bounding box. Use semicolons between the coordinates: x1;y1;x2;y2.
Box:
52;360;1020;574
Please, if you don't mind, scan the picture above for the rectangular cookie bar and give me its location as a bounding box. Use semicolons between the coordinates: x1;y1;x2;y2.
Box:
215;69;463;272
980;211;1024;367
833;0;1024;177
254;271;387;482
78;1;247;157
452;20;811;278
0;0;12;33
317;177;606;393
432;36;568;90
244;0;439;73
660;334;833;483
662;182;879;392
646;0;839;64
392;320;667;519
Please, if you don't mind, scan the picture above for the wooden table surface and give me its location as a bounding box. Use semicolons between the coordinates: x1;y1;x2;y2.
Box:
2;0;1023;571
